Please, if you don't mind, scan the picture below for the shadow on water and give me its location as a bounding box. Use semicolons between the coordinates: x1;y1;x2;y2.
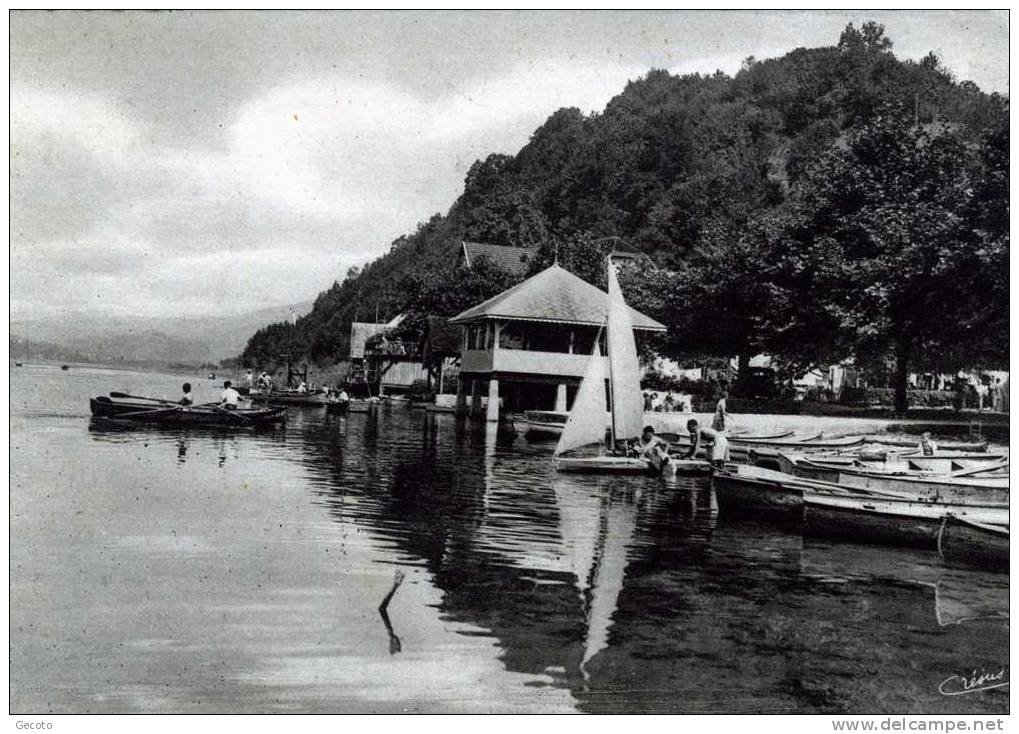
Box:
279;407;1007;714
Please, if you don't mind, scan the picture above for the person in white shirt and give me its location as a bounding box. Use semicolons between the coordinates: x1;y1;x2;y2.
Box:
337;388;349;402
918;432;938;456
220;380;240;409
684;419;730;467
245;370;253;388
297;381;308;394
179;383;194;406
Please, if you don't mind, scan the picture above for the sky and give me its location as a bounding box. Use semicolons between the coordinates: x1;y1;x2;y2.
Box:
9;10;1009;320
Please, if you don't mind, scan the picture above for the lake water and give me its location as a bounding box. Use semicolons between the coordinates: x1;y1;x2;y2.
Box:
10;365;1009;714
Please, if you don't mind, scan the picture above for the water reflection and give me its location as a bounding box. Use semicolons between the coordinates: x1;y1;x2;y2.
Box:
19;368;1004;714
288;408;1007;714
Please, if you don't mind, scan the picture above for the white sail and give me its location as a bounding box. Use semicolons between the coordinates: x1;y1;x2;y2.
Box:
606;259;644;443
553;336;606;457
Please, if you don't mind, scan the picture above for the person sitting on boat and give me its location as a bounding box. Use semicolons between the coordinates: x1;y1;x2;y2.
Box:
297;380;308;394
337;387;349;402
685;419;730;468
918;432;938;456
179;382;194;407
220;380;240;410
257;371;268;389
628;425;670;470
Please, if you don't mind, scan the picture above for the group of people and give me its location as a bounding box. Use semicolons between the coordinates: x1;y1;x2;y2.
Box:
625;390;733;472
177;380;242;409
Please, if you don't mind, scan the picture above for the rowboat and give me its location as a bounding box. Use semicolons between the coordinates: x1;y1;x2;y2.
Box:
785;456;1009;504
554;454;711;475
937;514;1009;570
325;398;349;414
866;436;989;453
670;432;867;462
712;464;889;520
250;389;329;406
90;396;286;429
804;494;1008;550
347;398;376;413
518;410;571;437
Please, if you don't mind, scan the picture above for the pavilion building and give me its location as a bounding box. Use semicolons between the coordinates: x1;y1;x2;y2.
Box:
448;263;666;422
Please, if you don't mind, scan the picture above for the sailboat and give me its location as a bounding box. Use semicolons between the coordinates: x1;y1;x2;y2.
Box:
553;258;710;475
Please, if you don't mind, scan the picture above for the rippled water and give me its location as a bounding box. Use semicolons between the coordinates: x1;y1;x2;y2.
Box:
10;365;1009;713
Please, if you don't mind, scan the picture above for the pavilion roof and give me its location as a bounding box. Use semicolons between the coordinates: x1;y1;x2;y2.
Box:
449;263;665;331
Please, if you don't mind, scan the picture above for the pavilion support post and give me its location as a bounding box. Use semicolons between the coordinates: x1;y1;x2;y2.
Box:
555;383;568;412
455;375;467;415
486;378;500;423
470;379;482;418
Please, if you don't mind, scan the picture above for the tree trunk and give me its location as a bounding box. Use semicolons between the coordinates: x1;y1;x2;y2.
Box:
737;350;752;389
893;336;911;415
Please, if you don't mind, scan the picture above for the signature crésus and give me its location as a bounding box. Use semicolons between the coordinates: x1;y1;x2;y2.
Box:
939;667;1009;696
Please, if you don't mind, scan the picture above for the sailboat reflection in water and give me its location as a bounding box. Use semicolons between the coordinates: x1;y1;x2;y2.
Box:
553;257;709;476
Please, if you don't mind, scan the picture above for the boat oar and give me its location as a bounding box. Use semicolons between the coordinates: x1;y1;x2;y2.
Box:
210;404;254;423
114;405;183;419
110;391;177;405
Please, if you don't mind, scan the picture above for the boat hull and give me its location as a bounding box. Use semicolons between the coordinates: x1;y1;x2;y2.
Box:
712;472;807;520
790;459;1009;504
90;398;286;429
938;515;1009;570
250;391;328;406
804;495;1009;550
554;456;653;474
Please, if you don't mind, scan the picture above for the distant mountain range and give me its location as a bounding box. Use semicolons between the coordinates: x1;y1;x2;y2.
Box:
10;302;313;368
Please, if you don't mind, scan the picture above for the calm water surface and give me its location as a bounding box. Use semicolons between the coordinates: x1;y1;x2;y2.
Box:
10;365;1009;713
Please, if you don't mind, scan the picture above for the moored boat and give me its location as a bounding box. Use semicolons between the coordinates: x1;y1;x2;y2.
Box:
937;514;1009;570
518;410;571;437
90;396;286;429
866;435;989;453
249;389;329;406
711;464;888;520
786;456;1009;504
803;493;1008;550
325;398;349;414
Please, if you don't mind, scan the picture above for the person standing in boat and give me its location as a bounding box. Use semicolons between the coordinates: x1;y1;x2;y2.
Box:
179;383;194;407
685;419;730;468
220;380;241;410
918;432;938;456
245;369;254;389
712;390;730;432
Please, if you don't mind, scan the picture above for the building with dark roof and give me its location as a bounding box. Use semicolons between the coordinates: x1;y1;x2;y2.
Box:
458;241;532;277
449;263;665;421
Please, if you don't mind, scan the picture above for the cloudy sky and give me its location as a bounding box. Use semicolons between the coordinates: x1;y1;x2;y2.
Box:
10;10;1008;320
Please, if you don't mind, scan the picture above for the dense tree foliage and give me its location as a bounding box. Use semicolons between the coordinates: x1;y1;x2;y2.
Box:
240;22;1007;411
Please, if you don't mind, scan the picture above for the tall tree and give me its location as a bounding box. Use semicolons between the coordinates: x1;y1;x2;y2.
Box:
768;110;983;412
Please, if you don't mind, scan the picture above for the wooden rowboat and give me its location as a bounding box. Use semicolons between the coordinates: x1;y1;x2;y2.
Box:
787;456;1009;504
554;454;711;475
711;464;889;520
519;410;572;437
938;514;1009;570
866;436;989;453
250;389;329;406
90;397;286;429
325;398;349;414
804;494;1008;550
